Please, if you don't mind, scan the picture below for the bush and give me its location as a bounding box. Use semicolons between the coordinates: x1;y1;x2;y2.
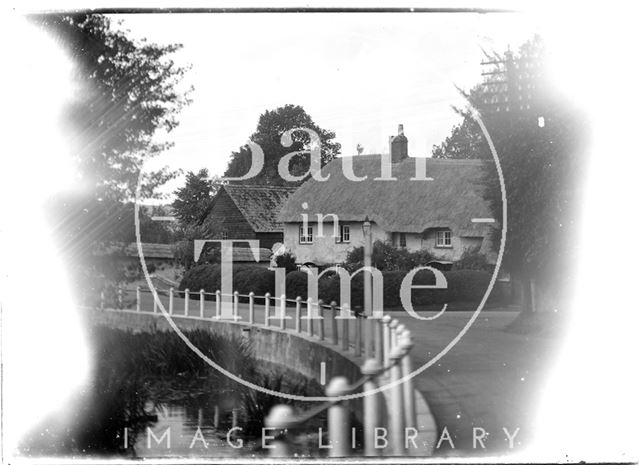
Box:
275;251;298;274
179;264;275;297
446;270;491;300
343;240;435;272
315;268;505;309
285;271;309;300
233;267;275;296
179;263;507;308
453;246;491;271
178;263;222;293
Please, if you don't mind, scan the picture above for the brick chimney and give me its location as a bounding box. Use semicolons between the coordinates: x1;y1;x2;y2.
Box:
389;124;408;163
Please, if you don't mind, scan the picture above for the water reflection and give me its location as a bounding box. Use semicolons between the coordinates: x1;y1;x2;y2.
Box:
135;402;261;458
16;327;326;458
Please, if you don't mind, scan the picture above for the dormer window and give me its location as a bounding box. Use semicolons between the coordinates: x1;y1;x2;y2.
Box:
435;229;452;248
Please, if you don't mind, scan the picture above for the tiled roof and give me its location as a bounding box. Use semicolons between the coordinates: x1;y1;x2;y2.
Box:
94;242;175;259
227;247;273;262
124;242;175;259
223;184;298;233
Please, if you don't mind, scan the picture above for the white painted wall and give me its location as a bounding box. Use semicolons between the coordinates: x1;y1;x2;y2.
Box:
284;222;494;265
420;229;483;261
283;221;389;265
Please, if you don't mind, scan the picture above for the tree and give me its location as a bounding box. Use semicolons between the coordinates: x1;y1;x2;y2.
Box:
171;169;220;271
35;14;191;301
172;169;219;226
433;37;586;312
34;13;191;201
224;104;341;186
432;112;491;160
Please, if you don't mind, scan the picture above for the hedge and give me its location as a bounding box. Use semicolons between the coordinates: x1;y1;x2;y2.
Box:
180;264;506;307
179;264;275;298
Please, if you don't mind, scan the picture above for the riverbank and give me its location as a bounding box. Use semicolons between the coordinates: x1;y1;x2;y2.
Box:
16;326;325;458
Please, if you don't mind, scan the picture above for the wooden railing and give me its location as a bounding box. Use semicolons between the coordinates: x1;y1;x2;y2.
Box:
102;286;418;457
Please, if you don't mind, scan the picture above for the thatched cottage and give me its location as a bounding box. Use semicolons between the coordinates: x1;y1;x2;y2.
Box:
278;126;498;267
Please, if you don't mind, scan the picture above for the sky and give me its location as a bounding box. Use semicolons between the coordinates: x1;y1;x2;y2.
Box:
113;12;541;198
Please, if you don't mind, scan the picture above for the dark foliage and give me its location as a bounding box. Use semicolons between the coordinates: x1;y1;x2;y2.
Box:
275;251;298;274
172;169;220;227
452;246;492;271
240;371;321;437
343;240;435;272
19;327;255;455
179;264;275;297
432;36;586;309
233;267;276;297
285;271;310;300
319;269;504;309
34;13;190;305
224;104;341;186
34;13;191;201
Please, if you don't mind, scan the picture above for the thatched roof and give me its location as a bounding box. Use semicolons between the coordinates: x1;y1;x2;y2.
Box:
222;184;297;233
279;156;494;236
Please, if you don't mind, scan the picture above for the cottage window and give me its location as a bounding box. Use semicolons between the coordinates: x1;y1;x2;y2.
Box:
336;225;350;243
299;225;313;244
399;233;407;248
436;230;452;247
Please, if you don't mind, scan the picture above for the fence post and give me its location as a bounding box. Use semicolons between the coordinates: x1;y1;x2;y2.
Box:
213;405;219;428
382;315;391;367
375;317;384;367
233;291;239;320
395;324;406;354
326;377;351;457
317;299;325;341
399;330;416;430
153;292;158;313
169;287;174;315
330;302;339;345
199;289;205;318
136;286;141;312
231;408;239;431
341;305;350;351
354;315;362;357
295;296;302;332
264;293;271;327
388;345;407;455
265;404;294;457
364;317;373;360
389;319;399;349
184;289;190;316
215;290;221;319
249;292;255;325
279;294;287;330
361;358;383;456
306;298;314;337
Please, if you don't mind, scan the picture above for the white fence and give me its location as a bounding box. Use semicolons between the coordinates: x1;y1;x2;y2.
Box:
102;286;418;457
